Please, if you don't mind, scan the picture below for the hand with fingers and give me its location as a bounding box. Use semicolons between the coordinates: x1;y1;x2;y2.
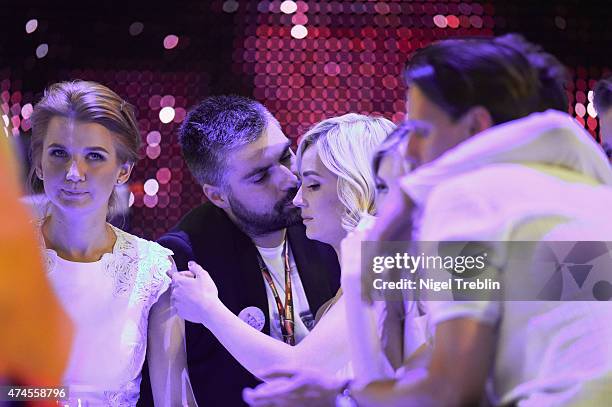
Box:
243;368;344;407
169;261;220;324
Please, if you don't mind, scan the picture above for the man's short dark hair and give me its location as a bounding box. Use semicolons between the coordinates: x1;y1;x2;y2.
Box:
594;75;612;114
179;95;278;186
404;35;547;125
493;33;568;112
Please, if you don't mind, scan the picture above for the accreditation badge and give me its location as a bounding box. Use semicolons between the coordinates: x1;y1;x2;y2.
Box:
238;306;266;331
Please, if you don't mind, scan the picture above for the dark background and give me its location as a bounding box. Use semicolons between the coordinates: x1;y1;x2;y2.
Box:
2;0;610;239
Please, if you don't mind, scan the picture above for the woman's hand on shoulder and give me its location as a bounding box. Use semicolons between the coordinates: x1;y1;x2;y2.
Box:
169;261;220;325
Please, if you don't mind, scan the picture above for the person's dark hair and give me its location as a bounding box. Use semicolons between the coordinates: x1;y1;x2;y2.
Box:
179;95;279;186
493;33;568;112
593;75;612;114
404;36;542;125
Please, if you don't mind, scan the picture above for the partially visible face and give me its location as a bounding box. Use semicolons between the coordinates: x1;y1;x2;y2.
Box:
405;85;471;168
599;107;612;162
292;144;346;247
39;116;130;216
224;121;302;236
375;148;410;209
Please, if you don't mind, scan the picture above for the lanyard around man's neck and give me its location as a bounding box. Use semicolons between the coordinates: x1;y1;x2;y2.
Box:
256;239;295;345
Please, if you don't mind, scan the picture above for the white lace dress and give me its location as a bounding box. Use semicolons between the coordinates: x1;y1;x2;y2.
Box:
41;224;173;406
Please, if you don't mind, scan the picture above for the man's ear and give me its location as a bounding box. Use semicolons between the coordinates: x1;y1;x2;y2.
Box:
203;183;230;209
462;106;494;137
116;162;134;185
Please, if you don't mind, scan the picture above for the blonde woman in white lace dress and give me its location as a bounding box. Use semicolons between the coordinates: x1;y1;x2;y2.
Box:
29;81;195;406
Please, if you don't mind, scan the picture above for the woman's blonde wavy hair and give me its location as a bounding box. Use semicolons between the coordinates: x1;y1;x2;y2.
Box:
296;113;394;232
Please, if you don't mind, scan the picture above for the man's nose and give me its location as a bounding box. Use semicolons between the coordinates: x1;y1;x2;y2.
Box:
278;164;299;190
292;185;305;208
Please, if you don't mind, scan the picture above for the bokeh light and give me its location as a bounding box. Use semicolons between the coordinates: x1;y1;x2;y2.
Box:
290;25;308;39
163;35;179;50
21;103;33;119
129;22;144;36
173;107;187;123
280;1;298;14
148;94;161;109
160;95;175;107
222;0;239;13
433;15;447;28
143;194;159;208
159;106;175;123
144;178;160;196
35;44;48;59
25;19;38;34
146;144;161;160
156;167;172;184
555;16;567;30
146;130;162;146
446;15;460;29
574;102;586;117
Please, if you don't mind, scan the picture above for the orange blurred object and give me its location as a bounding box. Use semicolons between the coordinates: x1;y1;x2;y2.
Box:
0;127;73;405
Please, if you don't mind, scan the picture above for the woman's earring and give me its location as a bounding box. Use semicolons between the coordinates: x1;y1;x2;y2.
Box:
36;169;43;180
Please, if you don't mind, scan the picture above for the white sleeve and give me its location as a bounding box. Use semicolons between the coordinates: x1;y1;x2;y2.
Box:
417;179;504;329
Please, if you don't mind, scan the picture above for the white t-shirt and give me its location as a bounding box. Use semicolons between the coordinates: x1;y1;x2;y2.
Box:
256;241;313;344
42;224;172;406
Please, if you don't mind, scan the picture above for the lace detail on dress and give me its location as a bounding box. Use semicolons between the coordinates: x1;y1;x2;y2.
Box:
103;228;139;298
43;249;57;274
104;226;173;385
121;232;173;383
103;379;141;407
36;221;172;301
102;226;172;300
31;218;57;274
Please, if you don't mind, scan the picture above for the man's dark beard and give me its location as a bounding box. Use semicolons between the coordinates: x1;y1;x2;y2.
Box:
227;188;302;237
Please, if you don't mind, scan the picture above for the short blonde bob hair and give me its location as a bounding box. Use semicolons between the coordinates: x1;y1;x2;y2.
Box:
296;113;394;232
